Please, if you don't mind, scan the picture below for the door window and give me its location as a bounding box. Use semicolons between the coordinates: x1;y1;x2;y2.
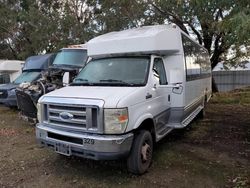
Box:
153;58;167;85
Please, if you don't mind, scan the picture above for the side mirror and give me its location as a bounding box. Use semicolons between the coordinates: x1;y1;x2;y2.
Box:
62;72;70;86
169;69;183;85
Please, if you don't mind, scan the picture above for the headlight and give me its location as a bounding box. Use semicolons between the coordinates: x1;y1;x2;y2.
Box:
37;103;42;123
104;108;129;134
9;88;16;95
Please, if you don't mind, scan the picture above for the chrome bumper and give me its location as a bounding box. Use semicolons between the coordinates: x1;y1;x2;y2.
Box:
36;123;134;160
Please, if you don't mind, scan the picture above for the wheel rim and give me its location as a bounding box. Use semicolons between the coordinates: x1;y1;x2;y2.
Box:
141;139;152;163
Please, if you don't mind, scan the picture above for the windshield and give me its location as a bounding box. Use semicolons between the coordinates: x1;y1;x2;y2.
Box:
53;49;87;67
23;54;55;71
13;71;41;84
73;57;150;86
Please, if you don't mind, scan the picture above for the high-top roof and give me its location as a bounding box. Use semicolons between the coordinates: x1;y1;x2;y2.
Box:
23;54;55;71
87;25;183;58
0;60;24;73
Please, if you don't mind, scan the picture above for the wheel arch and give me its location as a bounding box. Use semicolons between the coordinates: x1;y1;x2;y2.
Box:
135;118;156;143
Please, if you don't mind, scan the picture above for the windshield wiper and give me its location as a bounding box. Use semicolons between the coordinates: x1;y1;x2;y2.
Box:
50;64;81;70
74;78;89;82
99;79;134;86
71;78;94;86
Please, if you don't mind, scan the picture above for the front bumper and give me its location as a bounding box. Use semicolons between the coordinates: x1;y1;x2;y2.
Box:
36;123;134;160
3;99;17;107
0;97;17;107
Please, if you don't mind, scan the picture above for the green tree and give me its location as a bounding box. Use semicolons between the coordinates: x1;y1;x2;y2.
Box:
93;0;250;91
0;0;249;86
0;0;96;60
91;0;149;34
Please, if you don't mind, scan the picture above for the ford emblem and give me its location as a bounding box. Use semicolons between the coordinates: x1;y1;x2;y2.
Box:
59;112;73;120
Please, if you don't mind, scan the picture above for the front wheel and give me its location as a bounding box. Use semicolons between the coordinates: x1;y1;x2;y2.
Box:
127;130;153;175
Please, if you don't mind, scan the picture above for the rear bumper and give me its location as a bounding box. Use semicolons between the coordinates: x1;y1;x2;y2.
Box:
36;123;134;160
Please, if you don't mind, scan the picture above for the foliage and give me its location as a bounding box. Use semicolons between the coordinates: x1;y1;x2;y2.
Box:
0;0;249;71
145;0;250;68
0;0;96;59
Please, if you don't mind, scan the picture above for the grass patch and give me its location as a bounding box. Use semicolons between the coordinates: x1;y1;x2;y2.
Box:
153;143;229;185
185;121;212;141
211;87;250;104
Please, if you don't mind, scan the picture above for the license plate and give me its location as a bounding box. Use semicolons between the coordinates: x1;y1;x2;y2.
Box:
55;142;71;156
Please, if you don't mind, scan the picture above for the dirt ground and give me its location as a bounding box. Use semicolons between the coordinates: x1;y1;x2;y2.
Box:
0;88;249;188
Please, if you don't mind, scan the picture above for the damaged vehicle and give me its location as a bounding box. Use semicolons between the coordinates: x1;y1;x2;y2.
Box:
0;54;55;107
16;44;87;121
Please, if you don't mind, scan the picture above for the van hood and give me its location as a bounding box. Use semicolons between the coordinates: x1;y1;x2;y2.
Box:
0;83;18;91
41;86;140;108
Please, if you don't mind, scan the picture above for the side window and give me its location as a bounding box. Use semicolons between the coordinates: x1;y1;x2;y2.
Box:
153;58;167;85
200;49;211;74
182;35;201;81
0;74;10;84
182;34;211;81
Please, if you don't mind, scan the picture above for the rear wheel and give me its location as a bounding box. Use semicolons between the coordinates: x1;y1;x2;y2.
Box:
127;130;153;175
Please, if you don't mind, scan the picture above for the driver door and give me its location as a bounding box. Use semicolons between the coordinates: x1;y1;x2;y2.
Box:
151;57;172;137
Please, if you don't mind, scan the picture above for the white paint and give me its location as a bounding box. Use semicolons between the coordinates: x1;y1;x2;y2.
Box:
0;60;24;82
40;25;211;133
87;25;182;58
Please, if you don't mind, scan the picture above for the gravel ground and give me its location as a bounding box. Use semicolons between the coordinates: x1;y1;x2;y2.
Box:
0;89;249;188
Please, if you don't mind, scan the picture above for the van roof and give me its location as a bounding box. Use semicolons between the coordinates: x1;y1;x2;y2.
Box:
87;25;184;58
23;53;55;71
0;60;24;73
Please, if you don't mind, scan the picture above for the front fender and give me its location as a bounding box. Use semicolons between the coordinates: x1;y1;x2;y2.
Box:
127;113;154;132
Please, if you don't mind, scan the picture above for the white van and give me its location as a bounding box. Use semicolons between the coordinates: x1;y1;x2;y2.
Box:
36;25;212;174
0;60;23;84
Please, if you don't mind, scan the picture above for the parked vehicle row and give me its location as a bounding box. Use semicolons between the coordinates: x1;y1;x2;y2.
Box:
0;60;24;106
0;60;24;85
16;44;87;121
0;54;55;107
0;25;212;175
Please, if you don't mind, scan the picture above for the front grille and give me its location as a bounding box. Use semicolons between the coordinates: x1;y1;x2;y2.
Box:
0;90;8;99
48;132;83;144
46;103;99;132
16;89;37;118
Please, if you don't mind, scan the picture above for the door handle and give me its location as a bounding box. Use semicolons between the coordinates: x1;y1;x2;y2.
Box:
146;93;152;99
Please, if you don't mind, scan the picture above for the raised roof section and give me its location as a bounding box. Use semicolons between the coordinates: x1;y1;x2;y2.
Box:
0;60;24;73
88;25;183;58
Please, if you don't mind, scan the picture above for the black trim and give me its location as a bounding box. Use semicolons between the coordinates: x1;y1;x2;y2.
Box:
186;73;211;81
145;93;152;99
48;132;83;144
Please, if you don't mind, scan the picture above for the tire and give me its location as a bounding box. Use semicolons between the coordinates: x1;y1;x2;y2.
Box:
127;130;153;175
